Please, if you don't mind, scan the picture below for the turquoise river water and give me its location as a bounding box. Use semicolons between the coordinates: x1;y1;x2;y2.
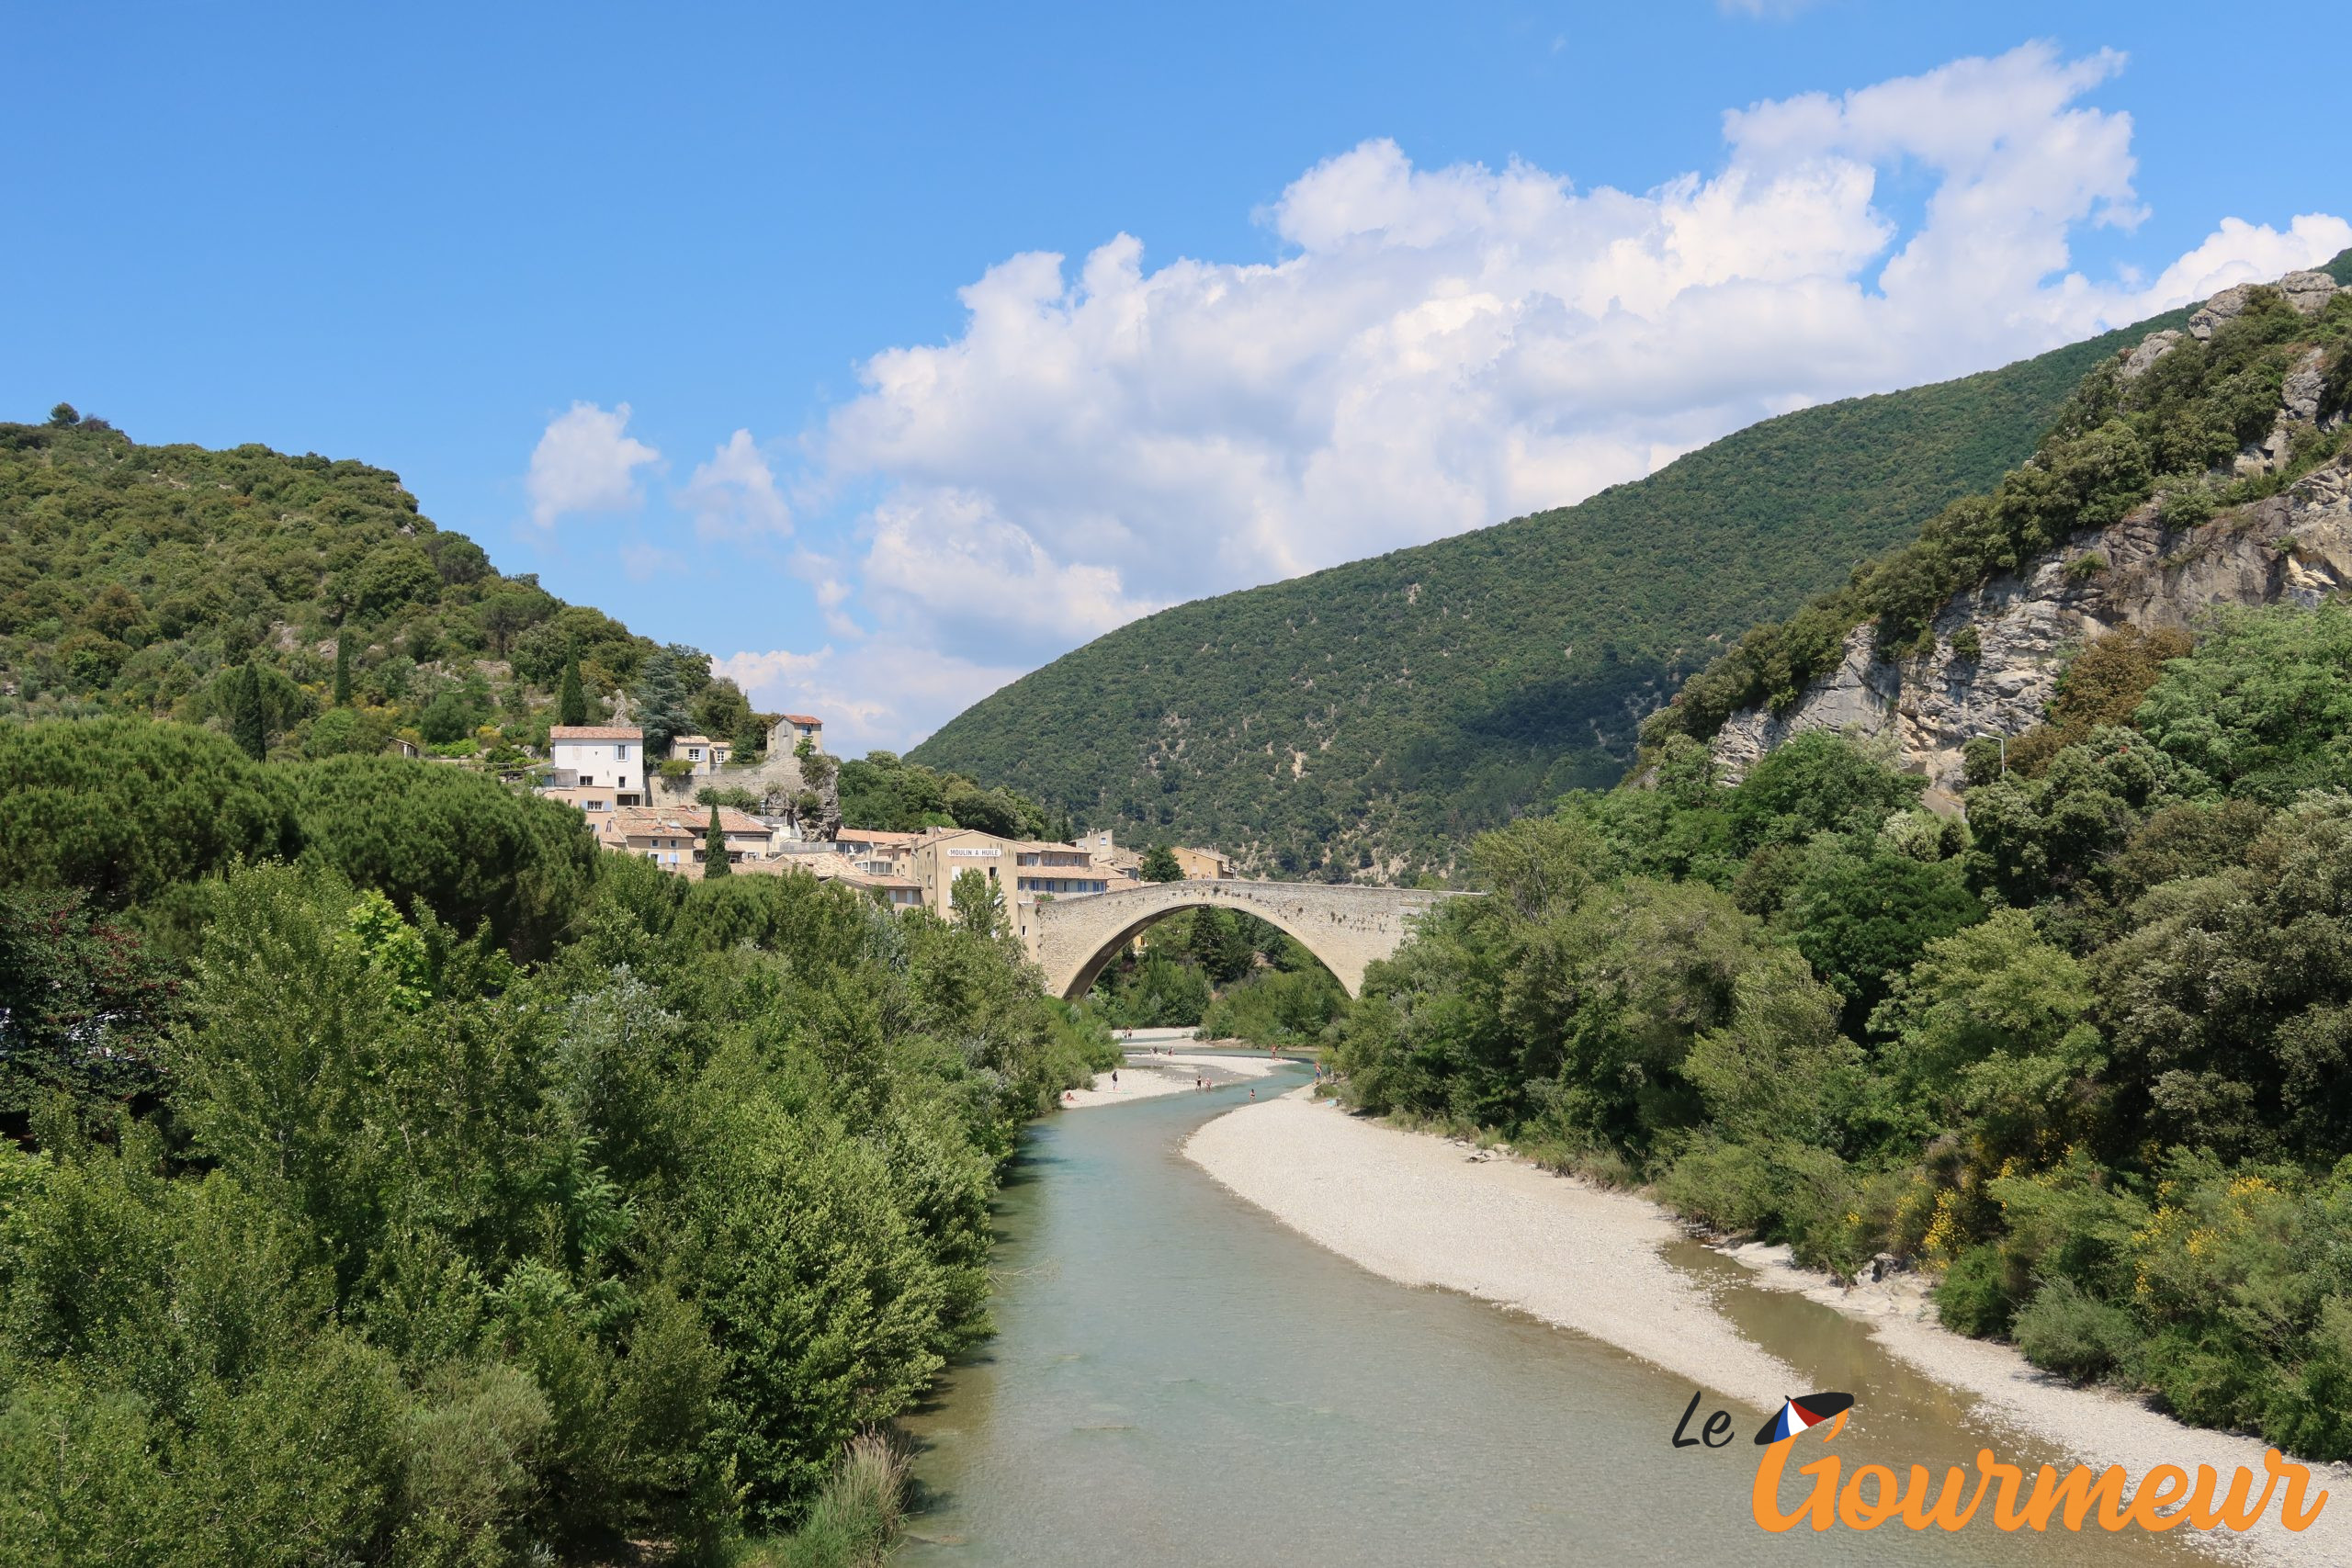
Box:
897;1059;2205;1566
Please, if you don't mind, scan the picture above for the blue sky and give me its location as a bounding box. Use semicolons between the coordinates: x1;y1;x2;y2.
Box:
6;2;2346;750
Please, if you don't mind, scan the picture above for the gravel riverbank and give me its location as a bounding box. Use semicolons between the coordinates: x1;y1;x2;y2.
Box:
1186;1088;2352;1567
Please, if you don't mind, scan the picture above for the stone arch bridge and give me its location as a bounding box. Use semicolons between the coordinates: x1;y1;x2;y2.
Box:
1028;879;1459;1001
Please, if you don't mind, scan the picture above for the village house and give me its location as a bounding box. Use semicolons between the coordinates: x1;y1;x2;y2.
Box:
667;734;731;777
542;725;644;809
1013;840;1114;897
596;805;770;874
764;851;925;909
771;713;824;753
833;828;927;877
1170;845;1232;880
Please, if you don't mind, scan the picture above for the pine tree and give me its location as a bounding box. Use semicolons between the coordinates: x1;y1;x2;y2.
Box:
558;649;588;727
1140;844;1182;883
333;635;353;706
628;646;695;755
230;665;267;761
702;806;730;877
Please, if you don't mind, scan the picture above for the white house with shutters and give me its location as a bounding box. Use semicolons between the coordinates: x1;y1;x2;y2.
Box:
548;726;644;805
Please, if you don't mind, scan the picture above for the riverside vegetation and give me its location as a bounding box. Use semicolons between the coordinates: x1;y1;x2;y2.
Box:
912;252;2352;877
1330;310;2352;1463
1085;906;1350;1045
0;717;1117;1564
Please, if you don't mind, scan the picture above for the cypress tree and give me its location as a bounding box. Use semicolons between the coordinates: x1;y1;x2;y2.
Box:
558;649;588;727
230;665;267;761
703;805;730;877
333;635;353;706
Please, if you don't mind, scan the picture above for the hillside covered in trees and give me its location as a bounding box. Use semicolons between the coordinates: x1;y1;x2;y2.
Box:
0;716;1115;1562
1321;259;2352;1464
913;250;2352;878
1336;598;2352;1463
0;410;764;766
1652;270;2352;750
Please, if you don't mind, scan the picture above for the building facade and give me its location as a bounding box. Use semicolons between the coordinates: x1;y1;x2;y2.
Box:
548;726;644;805
771;713;824;753
1170;845;1232;881
667;734;732;777
596;805;770;874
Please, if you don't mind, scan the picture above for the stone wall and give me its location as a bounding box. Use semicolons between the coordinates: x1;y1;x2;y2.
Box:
647;744;841;836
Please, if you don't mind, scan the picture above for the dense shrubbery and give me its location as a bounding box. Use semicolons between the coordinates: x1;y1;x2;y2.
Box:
0;719;1102;1562
835;750;1055;840
0;416;763;766
1334;604;2352;1460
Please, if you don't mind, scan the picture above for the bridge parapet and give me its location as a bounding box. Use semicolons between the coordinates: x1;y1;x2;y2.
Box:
1029;878;1458;1000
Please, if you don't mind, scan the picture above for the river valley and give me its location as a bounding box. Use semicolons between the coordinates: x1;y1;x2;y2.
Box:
898;1056;2209;1567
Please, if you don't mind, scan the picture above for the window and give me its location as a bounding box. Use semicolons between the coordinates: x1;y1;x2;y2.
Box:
616;744;629;760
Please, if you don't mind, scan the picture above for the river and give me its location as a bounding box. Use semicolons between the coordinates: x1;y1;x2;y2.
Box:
898;1059;2204;1566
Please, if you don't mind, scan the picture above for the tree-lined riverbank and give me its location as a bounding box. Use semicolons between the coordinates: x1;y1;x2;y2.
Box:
1188;1088;2352;1568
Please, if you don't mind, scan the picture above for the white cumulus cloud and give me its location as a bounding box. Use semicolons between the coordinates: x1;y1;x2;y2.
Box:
732;41;2347;750
526;401;661;527
714;639;1025;759
683;428;792;540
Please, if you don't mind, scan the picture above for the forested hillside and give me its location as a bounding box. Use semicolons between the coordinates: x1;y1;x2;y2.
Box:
1337;599;2352;1463
1329;257;2352;1464
1652;265;2352;750
0;410;763;762
0;717;1115;1561
915;252;2352;878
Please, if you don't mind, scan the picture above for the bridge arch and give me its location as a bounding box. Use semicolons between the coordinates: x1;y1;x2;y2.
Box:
1027;879;1455;1002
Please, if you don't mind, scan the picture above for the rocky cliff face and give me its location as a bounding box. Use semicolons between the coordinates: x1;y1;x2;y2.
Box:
647;743;842;836
1708;268;2348;806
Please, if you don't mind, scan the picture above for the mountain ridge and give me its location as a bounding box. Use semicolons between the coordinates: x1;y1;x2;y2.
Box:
911;284;2311;875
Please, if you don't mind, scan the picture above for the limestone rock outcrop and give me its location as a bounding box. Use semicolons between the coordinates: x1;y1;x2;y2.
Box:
1708;265;2348;805
1710;453;2352;805
2282;269;2341;316
2120;329;2181;381
2186;269;2338;342
647;743;841;836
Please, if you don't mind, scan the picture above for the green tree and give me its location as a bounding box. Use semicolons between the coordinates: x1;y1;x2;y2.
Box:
1139;845;1182;883
2133;603;2352;801
288;754;596;961
1775;839;1984;1032
0;718;301;911
1184;905;1254;985
948;868;1004;935
702;807;730;878
303;706;381;761
333;634;354;706
2095;795;2352;1160
1102;946;1212;1028
1869;908;2106;1163
1727;731;1922;853
629;645;701;756
0;886;175;1121
557;647;589;728
229;663;269;761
